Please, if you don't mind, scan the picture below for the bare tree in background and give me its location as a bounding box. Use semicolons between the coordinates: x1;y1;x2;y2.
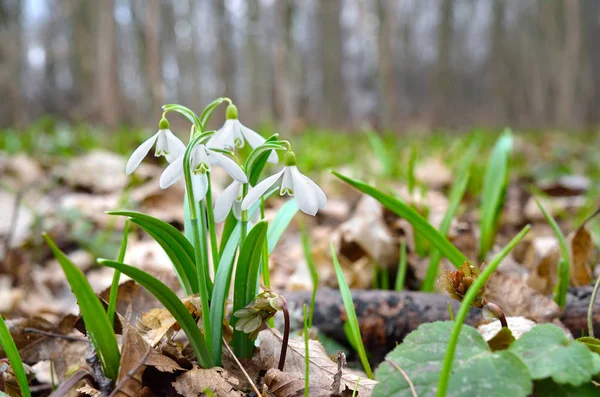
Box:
94;0;119;127
0;0;23;127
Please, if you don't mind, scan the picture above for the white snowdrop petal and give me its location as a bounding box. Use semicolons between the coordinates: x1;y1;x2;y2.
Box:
125;132;159;175
233;201;242;220
192;173;209;202
290;166;318;215
159;155;184;189
240;125;279;163
303;174;327;209
209;150;248;183
209;120;235;149
231;120;245;148
280;167;294;195
213;181;240;223
164;129;187;161
241;169;285;210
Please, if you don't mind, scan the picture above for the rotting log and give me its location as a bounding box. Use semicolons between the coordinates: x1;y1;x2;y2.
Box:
285;287;600;363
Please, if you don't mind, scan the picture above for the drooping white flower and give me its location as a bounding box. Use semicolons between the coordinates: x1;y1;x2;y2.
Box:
160;144;248;202
208;104;278;163
213;180;243;223
241;151;326;216
125;118;186;175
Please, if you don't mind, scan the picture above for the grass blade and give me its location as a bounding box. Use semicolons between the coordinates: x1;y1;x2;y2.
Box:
331;243;374;379
0;315;31;397
479;129;512;261
303;304;310;397
107;220;130;325
394;241;407;291
267;199;299;254
108;211;198;294
535;198;570;308
422;143;476;291
364;129;392;177
301;225;319;328
44;234;120;380
232;220;269;357
99;259;214;368
333;171;468;267
436;224;531;397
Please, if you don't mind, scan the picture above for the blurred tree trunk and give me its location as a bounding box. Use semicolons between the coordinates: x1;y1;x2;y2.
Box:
377;0;398;129
434;0;454;126
68;0;95;120
319;0;346;128
216;0;234;97
557;0;581;127
487;0;507;124
145;0;163;111
0;0;23;127
94;0;119;127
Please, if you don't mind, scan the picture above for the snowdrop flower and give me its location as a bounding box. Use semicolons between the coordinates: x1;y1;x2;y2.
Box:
214;180;243;222
125;118;186;175
159;144;247;202
242;151;326;216
208;104;278;163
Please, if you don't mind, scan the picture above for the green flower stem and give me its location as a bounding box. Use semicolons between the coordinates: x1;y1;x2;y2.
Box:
240;183;249;244
107;220;130;325
205;172;220;273
260;198;274;327
183;135;213;351
436;224;531;397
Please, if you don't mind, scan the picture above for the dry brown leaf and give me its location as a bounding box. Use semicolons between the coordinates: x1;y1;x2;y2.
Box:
257;328;377;395
414;157;452;189
77;383;101;397
527;226;597;293
172;366;243;397
486;272;561;322
54;150;128;194
113;324;183;397
333;195;398;269
138;296;201;346
264;368;332;397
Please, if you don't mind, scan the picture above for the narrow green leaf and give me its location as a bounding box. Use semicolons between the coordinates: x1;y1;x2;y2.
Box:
209;225;241;365
479;130;512;261
232;220;269;357
333;171;468;267
407;146;417;194
364;129;392;177
301;225;319;328
436;224;531;396
303;304;310;397
99;259;214;368
535;198;570;308
44;234;120;380
0;315;31;397
107;220;130;325
331;243;374;379
267;199;299;253
422;142;475;291
394;241;407;292
107;211;199;294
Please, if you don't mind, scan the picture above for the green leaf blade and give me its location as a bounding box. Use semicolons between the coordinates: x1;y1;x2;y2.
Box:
100;259;214;368
332;171;468;268
0;315;31;397
44;234;121;380
267;199;299;253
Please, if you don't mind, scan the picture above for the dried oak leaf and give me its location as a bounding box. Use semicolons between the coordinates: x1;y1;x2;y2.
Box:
172;366;243;397
486;272;561;322
257;328;377;395
113;324;183;397
77;383;101;397
264;368;332;397
138;296;201;346
528;226;596;294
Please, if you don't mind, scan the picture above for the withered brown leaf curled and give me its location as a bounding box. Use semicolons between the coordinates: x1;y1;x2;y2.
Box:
172;366;243;397
264;368;331;397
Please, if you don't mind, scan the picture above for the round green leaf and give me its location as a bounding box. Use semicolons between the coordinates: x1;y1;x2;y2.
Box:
374;321;532;397
509;324;595;386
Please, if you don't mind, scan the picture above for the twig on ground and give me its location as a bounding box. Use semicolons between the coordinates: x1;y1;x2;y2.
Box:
223;338;262;396
385;359;418;397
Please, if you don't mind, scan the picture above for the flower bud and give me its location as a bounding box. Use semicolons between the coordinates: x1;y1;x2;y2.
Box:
441;261;487;308
284;151;297;166
233;288;286;340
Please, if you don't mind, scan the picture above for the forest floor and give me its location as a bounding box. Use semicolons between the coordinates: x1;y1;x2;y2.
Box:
1;125;600;396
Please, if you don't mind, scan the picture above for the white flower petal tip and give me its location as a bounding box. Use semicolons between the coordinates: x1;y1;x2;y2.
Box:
125;132;159;175
209;149;248;183
214;181;242;223
159;155;184;189
241;169;285;211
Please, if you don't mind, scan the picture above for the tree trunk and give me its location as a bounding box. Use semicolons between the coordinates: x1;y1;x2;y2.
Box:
94;0;119;127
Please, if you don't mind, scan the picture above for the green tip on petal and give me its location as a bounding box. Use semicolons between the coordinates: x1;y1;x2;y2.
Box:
284;151;296;166
159;117;170;130
226;103;239;120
